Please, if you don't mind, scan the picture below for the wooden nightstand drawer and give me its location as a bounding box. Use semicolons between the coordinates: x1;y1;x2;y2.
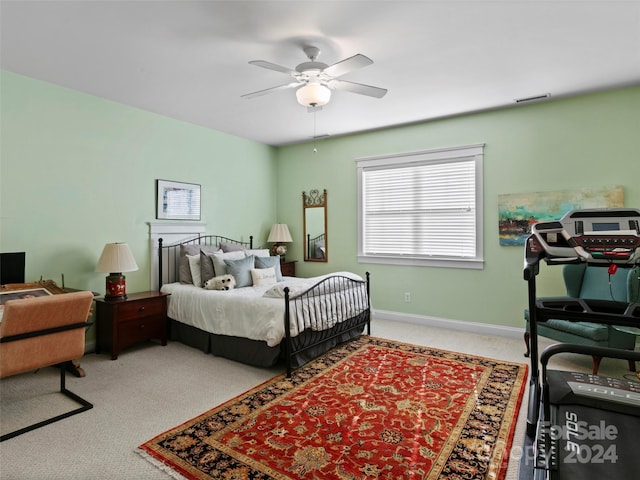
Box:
119;317;164;344
95;291;169;360
280;260;296;277
118;298;163;321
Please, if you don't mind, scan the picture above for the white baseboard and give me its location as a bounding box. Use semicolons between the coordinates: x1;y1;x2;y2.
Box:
372;309;524;339
84;340;96;355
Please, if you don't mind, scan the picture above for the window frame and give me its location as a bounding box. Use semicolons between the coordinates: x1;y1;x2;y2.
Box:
356;144;484;269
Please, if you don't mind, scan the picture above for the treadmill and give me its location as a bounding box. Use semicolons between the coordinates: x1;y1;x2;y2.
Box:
518;208;640;480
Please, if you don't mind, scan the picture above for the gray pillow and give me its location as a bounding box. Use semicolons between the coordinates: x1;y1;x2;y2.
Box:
210;250;245;276
224;255;255;288
200;250;216;285
179;244;220;284
255;255;283;282
219;242;245;253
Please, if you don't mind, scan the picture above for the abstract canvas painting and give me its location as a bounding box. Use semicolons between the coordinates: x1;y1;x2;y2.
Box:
498;186;623;246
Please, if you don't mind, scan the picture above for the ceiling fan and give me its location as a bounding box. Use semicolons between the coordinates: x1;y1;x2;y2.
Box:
241;46;387;110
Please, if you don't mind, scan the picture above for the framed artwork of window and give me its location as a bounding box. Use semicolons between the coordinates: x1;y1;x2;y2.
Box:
156;180;201;220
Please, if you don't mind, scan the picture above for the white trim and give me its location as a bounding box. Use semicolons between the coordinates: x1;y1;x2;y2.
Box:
372;309;523;339
356;144;484;268
85;339;96;354
148;221;207;238
355;143;485;168
358;255;484;269
147;221;207;289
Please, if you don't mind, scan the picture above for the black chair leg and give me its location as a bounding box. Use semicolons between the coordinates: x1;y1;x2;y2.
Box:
523;331;531;357
1;366;93;442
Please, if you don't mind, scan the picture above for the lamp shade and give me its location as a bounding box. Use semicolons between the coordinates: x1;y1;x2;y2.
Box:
296;83;331;107
96;243;138;300
267;224;292;243
96;243;138;273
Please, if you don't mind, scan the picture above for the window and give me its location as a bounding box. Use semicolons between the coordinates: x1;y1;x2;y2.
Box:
357;144;484;269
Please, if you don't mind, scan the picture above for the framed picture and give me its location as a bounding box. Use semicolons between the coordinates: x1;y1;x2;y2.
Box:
0;281;66;317
156;180;201;220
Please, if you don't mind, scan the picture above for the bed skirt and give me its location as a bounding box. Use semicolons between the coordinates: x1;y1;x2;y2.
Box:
169;319;365;370
169;319;281;367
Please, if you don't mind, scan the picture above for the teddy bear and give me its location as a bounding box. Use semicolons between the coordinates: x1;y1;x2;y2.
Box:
204;274;236;291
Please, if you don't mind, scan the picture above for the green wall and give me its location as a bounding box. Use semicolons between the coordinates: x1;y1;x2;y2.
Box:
275;86;640;329
1;70;638;335
1;71;277;297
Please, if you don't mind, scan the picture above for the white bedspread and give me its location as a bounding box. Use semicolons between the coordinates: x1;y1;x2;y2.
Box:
160;272;365;347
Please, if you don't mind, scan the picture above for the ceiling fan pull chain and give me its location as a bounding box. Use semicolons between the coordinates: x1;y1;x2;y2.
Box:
313;110;318;153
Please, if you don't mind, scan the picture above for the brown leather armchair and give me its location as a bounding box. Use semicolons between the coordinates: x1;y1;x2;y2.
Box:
0;290;94;441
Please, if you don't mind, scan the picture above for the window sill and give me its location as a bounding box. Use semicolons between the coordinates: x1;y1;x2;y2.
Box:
357;255;484;270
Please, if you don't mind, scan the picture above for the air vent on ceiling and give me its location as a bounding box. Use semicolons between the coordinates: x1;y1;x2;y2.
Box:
515;93;551;104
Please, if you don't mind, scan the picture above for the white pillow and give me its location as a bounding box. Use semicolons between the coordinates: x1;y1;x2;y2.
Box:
211;250;245;276
251;267;277;287
186;253;202;287
245;248;270;258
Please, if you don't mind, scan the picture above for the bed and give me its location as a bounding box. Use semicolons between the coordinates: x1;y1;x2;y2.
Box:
155;234;370;376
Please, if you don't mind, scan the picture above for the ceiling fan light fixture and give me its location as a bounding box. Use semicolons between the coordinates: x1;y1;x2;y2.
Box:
296;83;331;107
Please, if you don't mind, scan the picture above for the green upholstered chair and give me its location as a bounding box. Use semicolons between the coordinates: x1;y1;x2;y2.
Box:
524;263;640;374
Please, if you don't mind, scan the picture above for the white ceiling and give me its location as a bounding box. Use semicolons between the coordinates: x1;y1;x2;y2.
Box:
2;1;639;146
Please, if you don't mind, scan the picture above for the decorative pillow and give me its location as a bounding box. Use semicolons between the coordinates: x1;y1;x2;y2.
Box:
251;267;277;287
186;253;203;287
200;250;223;286
179;244;220;284
219;242;245;253
244;248;270;258
210;250;245;277
224;255;255;288
255;255;283;282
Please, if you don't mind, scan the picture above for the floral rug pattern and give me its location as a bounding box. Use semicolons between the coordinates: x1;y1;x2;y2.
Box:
139;336;527;480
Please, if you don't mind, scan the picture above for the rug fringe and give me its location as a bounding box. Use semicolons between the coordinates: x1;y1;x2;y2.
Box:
136;447;189;480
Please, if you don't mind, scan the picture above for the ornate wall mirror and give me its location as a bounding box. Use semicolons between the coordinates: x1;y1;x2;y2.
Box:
303;189;328;262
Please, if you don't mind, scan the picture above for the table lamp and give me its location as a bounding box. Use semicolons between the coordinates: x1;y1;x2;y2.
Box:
96;243;138;300
267;224;292;260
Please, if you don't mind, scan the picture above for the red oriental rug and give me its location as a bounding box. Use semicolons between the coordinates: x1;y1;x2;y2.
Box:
139;336;527;480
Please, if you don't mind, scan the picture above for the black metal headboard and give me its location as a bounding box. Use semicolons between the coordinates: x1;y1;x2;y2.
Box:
157;235;253;289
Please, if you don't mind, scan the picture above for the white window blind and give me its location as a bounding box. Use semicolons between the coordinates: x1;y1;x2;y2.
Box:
357;144;484;269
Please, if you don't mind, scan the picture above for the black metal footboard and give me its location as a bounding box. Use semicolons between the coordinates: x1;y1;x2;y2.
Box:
283;272;371;377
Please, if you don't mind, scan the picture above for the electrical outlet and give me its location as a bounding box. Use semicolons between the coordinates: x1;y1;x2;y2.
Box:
404;292;411;302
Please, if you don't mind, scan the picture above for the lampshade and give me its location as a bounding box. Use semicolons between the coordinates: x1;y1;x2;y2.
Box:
268;224;292;259
268;224;292;243
296;83;331;107
96;243;139;273
96;243;138;300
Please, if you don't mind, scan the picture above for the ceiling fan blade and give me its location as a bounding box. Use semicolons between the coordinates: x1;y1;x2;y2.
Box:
331;79;388;98
323;54;373;78
249;60;297;76
241;82;301;99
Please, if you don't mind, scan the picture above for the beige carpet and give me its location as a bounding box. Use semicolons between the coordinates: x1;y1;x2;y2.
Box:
1;318;636;479
139;336;527;479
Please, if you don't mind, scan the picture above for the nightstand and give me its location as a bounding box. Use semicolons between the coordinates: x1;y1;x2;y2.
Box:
280;260;297;277
95;291;169;360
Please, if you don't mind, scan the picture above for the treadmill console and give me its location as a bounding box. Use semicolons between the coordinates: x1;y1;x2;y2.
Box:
531;208;640;264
